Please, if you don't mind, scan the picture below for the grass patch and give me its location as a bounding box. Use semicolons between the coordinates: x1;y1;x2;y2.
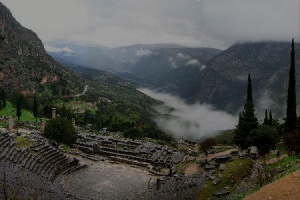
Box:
15;136;32;149
60;144;70;152
116;145;124;150
0;101;38;123
232;184;261;200
263;155;300;181
176;161;193;175
236;155;300;200
276;142;288;155
198;158;252;200
58;99;97;113
0;101;15;117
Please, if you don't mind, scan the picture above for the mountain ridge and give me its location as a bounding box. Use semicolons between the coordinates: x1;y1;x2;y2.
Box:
0;2;83;97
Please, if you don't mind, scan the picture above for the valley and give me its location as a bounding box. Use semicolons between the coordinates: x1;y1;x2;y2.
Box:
1;1;300;200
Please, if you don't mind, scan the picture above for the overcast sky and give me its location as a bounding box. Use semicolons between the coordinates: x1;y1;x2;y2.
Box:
1;0;300;49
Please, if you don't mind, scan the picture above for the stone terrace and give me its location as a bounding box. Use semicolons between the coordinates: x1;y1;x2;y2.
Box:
76;133;184;175
0;132;86;199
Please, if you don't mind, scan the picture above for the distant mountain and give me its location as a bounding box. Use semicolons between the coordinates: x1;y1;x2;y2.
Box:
57;59;131;86
130;41;299;116
45;34;298;116
207;41;292;81
47;41;117;72
47;42;184;72
130;47;223;87
0;2;83;97
202;41;296;115
104;43;184;71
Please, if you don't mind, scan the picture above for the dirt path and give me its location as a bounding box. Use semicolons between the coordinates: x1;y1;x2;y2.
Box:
184;148;237;175
198;149;237;161
265;154;288;164
244;169;300;200
185;163;199;175
75;85;88;97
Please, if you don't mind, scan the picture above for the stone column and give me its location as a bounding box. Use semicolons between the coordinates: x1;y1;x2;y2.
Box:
40;119;45;134
52;108;56;119
8;116;13;133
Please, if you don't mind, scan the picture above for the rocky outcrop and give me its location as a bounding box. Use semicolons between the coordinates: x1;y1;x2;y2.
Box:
0;2;83;95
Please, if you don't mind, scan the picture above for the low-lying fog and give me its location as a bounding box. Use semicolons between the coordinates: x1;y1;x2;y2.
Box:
139;88;238;140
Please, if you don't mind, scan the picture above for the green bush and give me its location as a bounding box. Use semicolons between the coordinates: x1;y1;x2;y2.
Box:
247;125;280;156
284;130;300;155
44;116;77;146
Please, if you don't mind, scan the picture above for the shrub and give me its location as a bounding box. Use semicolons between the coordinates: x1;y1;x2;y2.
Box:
246;125;280;156
199;138;217;151
44;116;77;146
284;130;300;156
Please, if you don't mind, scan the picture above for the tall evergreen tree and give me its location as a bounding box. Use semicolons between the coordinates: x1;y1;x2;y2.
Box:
16;95;22;120
1;88;6;108
264;109;268;125
247;74;253;102
285;39;297;133
33;96;38;123
269;110;273;126
2;89;6;108
234;74;258;149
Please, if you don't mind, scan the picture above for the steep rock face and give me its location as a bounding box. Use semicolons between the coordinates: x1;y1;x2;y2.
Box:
207;42;293;81
0;2;82;96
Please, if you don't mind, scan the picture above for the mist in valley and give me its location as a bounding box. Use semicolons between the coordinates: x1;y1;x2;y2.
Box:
140;88;238;140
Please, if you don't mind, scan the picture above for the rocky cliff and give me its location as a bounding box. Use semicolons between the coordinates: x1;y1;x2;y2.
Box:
0;2;83;96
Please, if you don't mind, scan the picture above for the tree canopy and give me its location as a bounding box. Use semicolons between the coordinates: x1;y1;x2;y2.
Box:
247;125;280;156
44;116;77;146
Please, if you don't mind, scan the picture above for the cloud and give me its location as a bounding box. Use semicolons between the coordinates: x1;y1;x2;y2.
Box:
44;45;74;53
135;49;153;57
140;88;237;140
1;0;90;42
168;57;177;68
237;75;248;81
200;65;206;71
176;53;190;60
2;0;299;48
185;59;200;66
256;90;283;121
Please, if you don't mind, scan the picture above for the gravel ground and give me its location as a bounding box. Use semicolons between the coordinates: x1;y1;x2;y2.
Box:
64;159;157;200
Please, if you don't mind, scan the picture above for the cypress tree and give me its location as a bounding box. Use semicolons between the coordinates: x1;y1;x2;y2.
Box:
234;74;258;149
269;110;273;126
247;74;253;103
16;95;22;120
2;89;6;108
33;96;38;123
0;88;6;108
285;39;297;133
263;109;268;125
